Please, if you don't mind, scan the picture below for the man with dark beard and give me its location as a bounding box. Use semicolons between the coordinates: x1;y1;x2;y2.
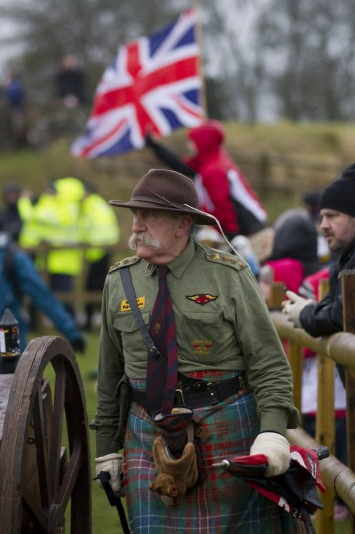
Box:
282;162;355;338
90;169;304;533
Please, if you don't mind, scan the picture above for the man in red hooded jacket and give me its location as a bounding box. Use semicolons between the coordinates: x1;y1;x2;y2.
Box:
145;120;267;239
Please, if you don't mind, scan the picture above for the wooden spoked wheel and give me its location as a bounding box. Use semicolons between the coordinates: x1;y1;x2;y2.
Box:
0;336;91;533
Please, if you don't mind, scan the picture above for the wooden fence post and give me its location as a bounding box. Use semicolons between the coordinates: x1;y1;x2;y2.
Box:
311;278;335;533
341;270;355;534
314;355;336;533
271;310;355;521
287;342;303;412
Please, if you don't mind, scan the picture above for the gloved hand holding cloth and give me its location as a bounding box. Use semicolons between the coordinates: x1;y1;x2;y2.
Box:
281;290;314;328
250;432;291;477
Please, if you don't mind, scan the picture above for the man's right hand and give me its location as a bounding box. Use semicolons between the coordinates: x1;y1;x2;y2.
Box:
70;336;86;354
95;453;123;495
282;290;314;327
250;432;291;477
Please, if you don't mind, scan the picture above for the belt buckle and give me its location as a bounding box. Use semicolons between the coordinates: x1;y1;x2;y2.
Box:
175;387;185;405
239;374;246;391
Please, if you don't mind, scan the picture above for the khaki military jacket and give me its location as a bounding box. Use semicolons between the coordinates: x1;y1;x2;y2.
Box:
92;239;299;455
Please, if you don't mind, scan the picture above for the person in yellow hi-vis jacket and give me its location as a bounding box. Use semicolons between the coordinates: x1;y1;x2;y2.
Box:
19;177;85;318
79;182;120;330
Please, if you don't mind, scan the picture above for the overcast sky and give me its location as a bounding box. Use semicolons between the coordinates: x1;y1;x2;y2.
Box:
0;0;264;74
0;0;18;76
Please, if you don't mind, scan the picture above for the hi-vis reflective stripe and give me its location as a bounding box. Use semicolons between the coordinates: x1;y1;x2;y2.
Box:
121;297;146;312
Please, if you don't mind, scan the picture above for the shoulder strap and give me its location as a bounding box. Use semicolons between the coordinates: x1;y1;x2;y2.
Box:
119;267;161;358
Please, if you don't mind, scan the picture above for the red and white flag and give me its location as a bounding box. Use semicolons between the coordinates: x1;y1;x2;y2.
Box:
71;9;204;158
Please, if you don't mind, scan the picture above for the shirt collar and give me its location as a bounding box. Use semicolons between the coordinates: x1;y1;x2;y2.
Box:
144;238;196;278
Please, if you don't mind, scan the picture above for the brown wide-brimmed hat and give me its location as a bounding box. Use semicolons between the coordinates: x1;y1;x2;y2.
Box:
109;168;216;226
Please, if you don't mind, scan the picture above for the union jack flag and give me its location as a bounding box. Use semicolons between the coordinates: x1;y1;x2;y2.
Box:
71;9;204;159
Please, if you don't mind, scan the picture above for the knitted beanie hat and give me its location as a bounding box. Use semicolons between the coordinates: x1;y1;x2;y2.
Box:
320;163;355;216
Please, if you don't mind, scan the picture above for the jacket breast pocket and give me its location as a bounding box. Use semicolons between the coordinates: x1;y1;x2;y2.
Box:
114;311;150;333
113;311;151;366
180;311;233;364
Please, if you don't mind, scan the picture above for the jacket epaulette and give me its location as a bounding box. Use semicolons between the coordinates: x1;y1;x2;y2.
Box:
205;250;248;271
108;255;140;274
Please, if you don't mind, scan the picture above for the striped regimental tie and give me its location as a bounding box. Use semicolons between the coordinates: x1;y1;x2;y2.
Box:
145;265;178;416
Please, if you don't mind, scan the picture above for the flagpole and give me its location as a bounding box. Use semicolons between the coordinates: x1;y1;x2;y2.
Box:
193;0;208;119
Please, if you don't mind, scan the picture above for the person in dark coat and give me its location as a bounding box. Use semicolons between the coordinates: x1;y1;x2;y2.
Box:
282;162;355;522
268;208;321;277
0;183;36;242
0;223;85;353
0;183;23;241
282;162;355;337
55;54;86;108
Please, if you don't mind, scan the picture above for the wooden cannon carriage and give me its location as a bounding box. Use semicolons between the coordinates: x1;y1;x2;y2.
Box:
0;336;92;533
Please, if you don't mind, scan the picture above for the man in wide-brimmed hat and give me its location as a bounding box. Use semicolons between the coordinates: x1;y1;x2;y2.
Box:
91;168;304;532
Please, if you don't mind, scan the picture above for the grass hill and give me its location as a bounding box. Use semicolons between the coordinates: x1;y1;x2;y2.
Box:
1;120;354;253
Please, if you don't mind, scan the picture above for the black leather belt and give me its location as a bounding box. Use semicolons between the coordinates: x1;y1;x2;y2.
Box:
131;373;249;410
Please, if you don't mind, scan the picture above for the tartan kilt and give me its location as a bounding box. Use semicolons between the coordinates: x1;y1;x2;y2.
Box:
124;381;306;534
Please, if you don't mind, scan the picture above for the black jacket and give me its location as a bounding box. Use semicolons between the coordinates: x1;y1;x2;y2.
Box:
300;238;355;337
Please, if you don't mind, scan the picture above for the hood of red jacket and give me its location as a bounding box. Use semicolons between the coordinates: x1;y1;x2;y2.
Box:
187;119;224;152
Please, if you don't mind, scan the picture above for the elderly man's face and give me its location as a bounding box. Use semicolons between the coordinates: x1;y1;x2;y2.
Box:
128;209;192;264
320;209;355;254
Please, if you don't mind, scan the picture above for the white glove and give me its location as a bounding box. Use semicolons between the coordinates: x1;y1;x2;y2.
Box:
250;432;290;477
281;290;314;327
95;453;123;495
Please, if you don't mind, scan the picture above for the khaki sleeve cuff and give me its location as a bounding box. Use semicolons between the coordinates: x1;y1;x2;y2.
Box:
95;434;121;458
90;420;121;457
260;409;288;437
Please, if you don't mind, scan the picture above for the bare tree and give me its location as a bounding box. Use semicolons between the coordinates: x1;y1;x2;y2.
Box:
257;0;355;121
0;0;187;107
